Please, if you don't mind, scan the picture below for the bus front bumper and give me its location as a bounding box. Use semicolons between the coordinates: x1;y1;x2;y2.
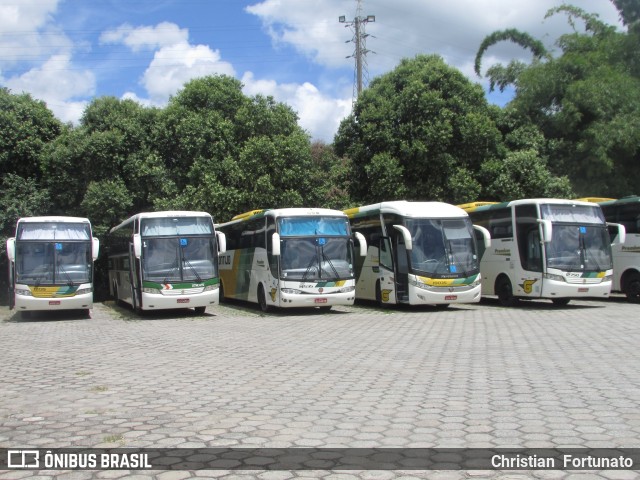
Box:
541;279;612;299
14;291;94;311
140;290;219;310
409;284;482;305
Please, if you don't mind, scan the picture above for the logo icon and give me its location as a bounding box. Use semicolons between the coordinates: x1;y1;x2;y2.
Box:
519;279;538;294
7;450;40;468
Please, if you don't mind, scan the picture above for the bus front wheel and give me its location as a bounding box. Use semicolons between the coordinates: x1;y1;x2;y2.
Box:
623;271;640;303
551;298;571;306
496;276;518;307
258;284;270;313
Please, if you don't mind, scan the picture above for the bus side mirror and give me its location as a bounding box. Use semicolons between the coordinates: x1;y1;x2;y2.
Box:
538;219;553;243
392;225;412;251
272;232;281;256
6;238;15;262
92;237;100;261
473;225;491;248
608;222;626;245
354;232;367;257
133;234;142;258
217;231;227;254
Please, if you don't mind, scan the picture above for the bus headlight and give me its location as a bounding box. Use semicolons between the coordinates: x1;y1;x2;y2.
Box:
544;273;565;282
409;278;431;290
337;285;355;293
470;276;481;288
603;275;612;282
75;288;92;296
281;288;302;294
15;288;32;296
204;284;219;291
143;287;161;294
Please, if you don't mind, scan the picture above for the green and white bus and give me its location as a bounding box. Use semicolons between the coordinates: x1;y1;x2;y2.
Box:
107;211;226;314
586;197;640;302
345;201;490;307
6;216;100;317
460;199;625;306
217;208;366;312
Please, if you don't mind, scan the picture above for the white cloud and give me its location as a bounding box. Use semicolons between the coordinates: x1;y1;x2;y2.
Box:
104;22;236;104
2;54;95;124
100;22;189;52
242;72;351;143
246;0;624;77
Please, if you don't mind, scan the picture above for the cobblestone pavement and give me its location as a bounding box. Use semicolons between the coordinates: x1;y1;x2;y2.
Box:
1;297;639;479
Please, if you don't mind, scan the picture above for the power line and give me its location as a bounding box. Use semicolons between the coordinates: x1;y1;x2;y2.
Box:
339;0;375;103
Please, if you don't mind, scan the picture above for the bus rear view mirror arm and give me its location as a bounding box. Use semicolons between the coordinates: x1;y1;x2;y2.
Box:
473;225;491;248
607;222;626;245
537;219;553;243
393;225;412;251
354;232;367;257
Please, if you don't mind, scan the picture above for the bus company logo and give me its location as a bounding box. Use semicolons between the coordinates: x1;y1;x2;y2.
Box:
519;279;538;294
494;249;511;256
270;288;277;302
318;288;324;293
381;289;392;302
621;246;640;253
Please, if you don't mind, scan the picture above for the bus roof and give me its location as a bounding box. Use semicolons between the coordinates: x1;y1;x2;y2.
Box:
595;196;640;207
345;200;469;219
459;198;603;213
17;216;91;224
110;211;212;233
221;207;348;228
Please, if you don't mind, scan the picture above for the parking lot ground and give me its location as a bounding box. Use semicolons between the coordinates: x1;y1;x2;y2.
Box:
1;297;639;479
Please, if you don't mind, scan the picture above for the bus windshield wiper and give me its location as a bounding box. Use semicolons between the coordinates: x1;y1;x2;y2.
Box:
302;256;318;282
321;246;339;279
182;257;202;282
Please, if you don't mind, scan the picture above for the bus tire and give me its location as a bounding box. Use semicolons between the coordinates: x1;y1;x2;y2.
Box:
219;282;225;303
496;276;518;307
434;303;450;310
623;271;640;303
375;280;383;307
551;298;571;306
258;284;270;313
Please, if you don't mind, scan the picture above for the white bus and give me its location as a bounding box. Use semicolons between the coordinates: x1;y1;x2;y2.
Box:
459;199;625;306
107;211;226;314
6;216;100;317
345;201;490;307
217;208;366;312
591;197;640;302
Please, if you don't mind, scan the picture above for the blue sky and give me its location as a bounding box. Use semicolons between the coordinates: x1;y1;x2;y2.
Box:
1;0;623;142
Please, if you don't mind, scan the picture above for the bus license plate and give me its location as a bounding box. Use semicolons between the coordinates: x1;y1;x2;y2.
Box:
445;295;457;301
315;298;328;304
49;300;61;305
578;288;589;293
177;298;190;304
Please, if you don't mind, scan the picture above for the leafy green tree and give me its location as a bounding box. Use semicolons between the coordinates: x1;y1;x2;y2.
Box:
155;76;318;222
0;88;62;180
335;54;504;205
475;3;640;197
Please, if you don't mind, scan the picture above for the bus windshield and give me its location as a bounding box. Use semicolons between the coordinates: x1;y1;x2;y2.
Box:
545;225;612;271
280;237;354;281
142;237;217;282
406;218;479;276
16;241;92;285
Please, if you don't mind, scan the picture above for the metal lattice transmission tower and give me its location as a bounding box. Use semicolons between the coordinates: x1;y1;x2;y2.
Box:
339;0;375;102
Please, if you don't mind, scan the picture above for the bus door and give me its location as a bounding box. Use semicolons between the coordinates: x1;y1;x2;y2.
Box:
378;237;397;304
129;241;142;310
7;244;15;310
515;204;543;298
